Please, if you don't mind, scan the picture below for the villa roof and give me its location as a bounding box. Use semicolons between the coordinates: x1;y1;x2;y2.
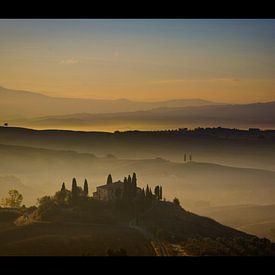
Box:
97;180;124;189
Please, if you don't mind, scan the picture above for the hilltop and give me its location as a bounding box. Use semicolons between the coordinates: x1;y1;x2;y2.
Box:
1;175;274;256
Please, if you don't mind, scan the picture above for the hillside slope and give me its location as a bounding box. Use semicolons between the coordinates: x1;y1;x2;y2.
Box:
0;143;275;206
196;204;275;242
1;200;274;256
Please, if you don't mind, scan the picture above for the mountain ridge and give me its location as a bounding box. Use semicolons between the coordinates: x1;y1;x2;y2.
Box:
0;86;220;119
6;99;275;130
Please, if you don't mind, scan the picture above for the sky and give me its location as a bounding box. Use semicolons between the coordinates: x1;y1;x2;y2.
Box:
0;19;275;103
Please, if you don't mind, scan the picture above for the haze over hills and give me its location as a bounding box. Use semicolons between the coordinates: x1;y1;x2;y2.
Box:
2;85;274;130
1;126;275;171
1;142;275;207
0;86;218;120
196;204;275;242
20;101;275;130
1;19;275;257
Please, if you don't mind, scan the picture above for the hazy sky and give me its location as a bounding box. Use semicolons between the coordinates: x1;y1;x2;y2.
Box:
0;19;275;103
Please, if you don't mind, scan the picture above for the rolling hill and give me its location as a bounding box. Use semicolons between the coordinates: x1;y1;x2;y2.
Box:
0;199;274;256
0;143;275;206
196;204;275;242
1;126;275;171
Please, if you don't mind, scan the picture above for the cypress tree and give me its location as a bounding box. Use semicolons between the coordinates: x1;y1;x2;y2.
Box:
154;186;160;200
107;174;113;185
127;175;132;185
145;185;150;198
132;173;137;188
83;179;89;196
61;182;66;192
72;178;77;192
123;177;127;184
159;186;163;200
72;178;78;203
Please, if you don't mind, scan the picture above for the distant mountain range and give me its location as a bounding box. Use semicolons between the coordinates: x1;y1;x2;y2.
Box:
11;101;275;130
0;86;219;119
2;85;275;130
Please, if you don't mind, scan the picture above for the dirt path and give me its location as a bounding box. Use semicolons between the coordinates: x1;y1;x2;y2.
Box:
129;219;176;256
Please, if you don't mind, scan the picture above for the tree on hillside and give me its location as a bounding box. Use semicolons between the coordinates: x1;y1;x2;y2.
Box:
159;186;163;200
145;185;150;198
132;173;137;188
61;182;66;192
72;178;78;203
127;175;132;185
173;197;180;206
37;196;55;214
83;179;89;196
107;174;113;185
72;178;77;192
1;190;23;208
154;185;160;200
54;190;71;206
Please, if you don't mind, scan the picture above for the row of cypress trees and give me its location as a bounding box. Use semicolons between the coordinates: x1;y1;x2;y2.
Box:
60;173;162;204
107;172;137;188
61;178;89;199
184;153;192;162
142;185;162;201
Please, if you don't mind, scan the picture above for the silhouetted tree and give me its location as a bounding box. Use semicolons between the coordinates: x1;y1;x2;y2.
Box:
159;186;163;200
184;153;187;162
107;174;113;185
1;190;23;208
154;186;160;200
61;182;66;192
173;197;180;206
132;173;137;188
72;178;77;191
127;175;132;185
72;178;78;203
83;179;89;196
124;177;127;184
54;190;71;206
145;185;150;198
